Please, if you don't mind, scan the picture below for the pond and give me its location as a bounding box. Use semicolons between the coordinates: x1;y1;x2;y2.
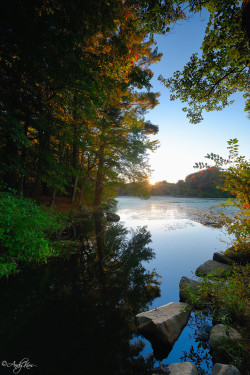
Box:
116;196;231;373
0;197;230;375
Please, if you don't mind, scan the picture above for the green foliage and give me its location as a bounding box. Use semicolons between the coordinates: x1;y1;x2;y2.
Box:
177;167;227;197
0;192;64;278
119;167;227;197
1;0;182;205
189;265;250;326
190;139;250;371
159;0;250;123
195;139;250;253
186;265;250;371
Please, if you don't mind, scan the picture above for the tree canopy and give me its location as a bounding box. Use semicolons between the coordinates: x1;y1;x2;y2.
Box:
1;0;249;205
0;0;186;205
159;0;250;123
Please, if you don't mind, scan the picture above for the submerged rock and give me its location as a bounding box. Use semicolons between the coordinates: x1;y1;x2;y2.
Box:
195;260;231;277
136;302;190;360
198;322;212;342
210;324;242;363
106;212;120;222
211;363;241;375
179;276;199;303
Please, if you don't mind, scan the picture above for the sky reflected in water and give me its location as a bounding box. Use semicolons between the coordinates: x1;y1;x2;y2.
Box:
116;196;230;373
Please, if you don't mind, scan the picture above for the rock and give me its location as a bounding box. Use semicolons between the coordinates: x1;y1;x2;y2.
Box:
168;362;199;375
210;324;242;347
179;277;199;303
106;212;120;222
210;324;242;363
198;322;212;341
152;362;198;375
224;248;250;265
195;260;231;277
211;363;241;375
204;221;218;227
136;302;190;359
213;252;235;265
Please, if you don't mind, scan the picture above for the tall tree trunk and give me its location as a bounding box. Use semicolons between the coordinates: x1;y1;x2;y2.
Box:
71;139;79;200
30;130;51;197
72;176;79;204
50;188;57;206
72;151;84;204
94;213;106;285
77;177;86;207
49;144;66;206
93;144;105;208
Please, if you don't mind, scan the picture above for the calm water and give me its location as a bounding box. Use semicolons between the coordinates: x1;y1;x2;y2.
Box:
116;196;229;305
0;197;230;375
116;196;230;372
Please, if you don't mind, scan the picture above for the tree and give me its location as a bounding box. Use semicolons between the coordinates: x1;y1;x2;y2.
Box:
183;168;227;197
159;0;250;123
195;139;250;254
0;217;161;374
0;0;184;205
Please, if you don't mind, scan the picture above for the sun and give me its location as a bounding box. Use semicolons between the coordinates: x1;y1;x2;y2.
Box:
149;178;156;185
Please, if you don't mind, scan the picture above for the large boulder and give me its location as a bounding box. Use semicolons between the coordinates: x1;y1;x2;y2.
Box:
167;362;199;375
179;277;199;303
210;324;242;363
195;260;231;277
106;212;120;222
152;362;199;375
213;252;235;265
136;302;190;359
211;363;241;375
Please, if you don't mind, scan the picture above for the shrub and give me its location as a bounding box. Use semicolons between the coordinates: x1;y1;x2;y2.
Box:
0;191;64;277
195;139;250;254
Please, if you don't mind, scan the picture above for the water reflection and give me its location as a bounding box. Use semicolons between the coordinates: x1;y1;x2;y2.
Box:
116;196;232;227
0;216;160;375
116;197;231;374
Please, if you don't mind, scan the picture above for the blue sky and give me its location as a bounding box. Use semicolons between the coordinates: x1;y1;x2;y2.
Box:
147;11;250;183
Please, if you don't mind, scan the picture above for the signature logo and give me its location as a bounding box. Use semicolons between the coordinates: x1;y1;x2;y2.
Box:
1;358;37;374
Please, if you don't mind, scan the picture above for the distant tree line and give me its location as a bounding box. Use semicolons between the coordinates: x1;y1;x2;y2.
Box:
118;168;231;198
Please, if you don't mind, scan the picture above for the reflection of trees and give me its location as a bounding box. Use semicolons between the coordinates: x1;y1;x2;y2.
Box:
0;216;160;374
180;312;212;375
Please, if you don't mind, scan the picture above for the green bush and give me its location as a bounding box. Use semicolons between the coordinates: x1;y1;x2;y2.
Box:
191;265;250;326
187;265;250;372
0;191;64;277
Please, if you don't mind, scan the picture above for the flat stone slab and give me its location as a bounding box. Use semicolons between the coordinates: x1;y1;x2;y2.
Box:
168;362;199;375
179;276;199;303
196;260;231;277
136;302;190;353
212;363;241;375
152;362;199;375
